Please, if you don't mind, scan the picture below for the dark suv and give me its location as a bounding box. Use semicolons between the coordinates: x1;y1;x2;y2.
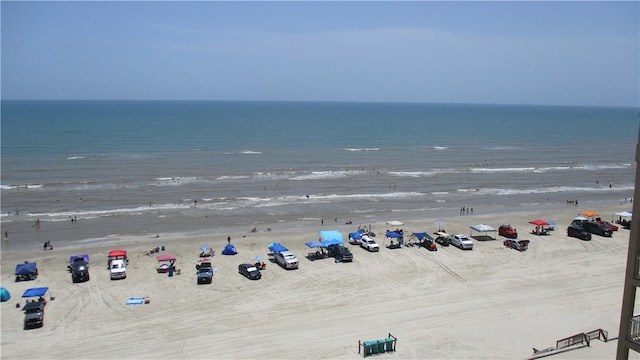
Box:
23;301;45;329
327;244;353;262
196;262;213;284
71;258;90;283
582;221;613;237
567;224;592;241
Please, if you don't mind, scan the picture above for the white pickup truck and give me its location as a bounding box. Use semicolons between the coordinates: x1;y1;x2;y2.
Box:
110;259;127;280
359;235;380;252
274;251;299;269
449;234;474;250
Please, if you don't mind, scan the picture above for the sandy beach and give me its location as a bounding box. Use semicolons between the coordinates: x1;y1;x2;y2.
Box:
2;203;639;360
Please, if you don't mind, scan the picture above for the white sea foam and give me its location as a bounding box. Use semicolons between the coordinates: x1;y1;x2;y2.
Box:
345;148;379;151
432;146;448;150
67;156;86;160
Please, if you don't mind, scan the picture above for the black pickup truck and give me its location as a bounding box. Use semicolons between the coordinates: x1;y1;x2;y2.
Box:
327;244;353;262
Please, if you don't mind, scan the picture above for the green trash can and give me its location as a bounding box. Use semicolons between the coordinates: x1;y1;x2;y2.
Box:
385;337;394;352
378;339;386;353
363;341;376;356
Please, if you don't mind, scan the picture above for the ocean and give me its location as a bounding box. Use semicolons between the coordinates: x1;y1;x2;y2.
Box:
1;100;638;249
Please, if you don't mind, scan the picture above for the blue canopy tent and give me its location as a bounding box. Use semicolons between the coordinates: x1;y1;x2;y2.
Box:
268;242;288;253
15;262;38;281
221;244;238;255
385;230;403;239
348;231;362;240
412;232;434;241
22;287;48;298
69;254;89;265
305;241;327;249
318;230;344;244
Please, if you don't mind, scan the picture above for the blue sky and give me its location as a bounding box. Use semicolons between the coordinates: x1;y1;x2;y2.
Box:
2;1;638;106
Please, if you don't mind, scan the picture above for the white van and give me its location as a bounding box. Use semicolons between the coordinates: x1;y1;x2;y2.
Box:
110;259;127;280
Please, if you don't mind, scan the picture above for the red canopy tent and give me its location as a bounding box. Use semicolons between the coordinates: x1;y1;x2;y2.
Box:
157;253;176;262
108;249;127;258
529;219;549;226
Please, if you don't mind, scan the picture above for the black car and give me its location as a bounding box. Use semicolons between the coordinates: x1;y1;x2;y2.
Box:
196;262;214;284
238;263;261;280
327;244;353;262
71;258;90;283
582;221;613;237
567;224;592;241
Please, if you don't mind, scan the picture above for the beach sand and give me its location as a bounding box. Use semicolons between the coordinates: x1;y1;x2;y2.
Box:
2;204;639;359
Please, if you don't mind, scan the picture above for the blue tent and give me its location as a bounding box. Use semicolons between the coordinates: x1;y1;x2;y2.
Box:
385;230;403;239
22;287;48;298
318;230;344;244
15;262;37;276
221;244;237;255
305;241;326;249
322;239;343;246
412;232;434;241
348;232;362;240
0;287;10;302
268;242;288;252
69;254;89;265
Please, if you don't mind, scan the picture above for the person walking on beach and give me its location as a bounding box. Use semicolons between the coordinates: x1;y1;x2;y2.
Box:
227;236;231;244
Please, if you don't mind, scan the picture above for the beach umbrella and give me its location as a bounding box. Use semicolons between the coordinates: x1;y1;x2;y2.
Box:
529;219;549;226
0;287;10;302
199;246;210;252
253;256;263;262
580;211;599;218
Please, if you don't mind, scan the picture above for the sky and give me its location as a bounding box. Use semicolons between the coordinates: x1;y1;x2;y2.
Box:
1;1;638;107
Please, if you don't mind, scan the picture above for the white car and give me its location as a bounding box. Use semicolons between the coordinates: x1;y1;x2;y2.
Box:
274;251;299;269
110;259;127;279
449;234;474;250
359;235;380;252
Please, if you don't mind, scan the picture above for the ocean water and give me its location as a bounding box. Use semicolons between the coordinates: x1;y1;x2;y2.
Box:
1;100;638;248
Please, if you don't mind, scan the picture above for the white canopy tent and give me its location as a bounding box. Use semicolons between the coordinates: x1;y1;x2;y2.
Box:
470;224;496;240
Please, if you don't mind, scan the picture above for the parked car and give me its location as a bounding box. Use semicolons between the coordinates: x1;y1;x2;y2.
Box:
109;259;127;280
595;218;618;231
70;257;90;283
359;235;380;252
196;262;214;284
582;221;613;237
449;234;474;250
434;232;451;246
23;301;45;329
274;251;299;269
503;239;530;251
327;244;353;262
498;225;518;239
567;224;592;240
238;263;261;280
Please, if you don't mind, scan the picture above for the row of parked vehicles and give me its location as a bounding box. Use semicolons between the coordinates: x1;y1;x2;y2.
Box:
567;218;617;240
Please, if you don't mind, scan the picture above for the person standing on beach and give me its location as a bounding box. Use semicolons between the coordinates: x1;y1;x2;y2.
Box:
227;236;231;244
